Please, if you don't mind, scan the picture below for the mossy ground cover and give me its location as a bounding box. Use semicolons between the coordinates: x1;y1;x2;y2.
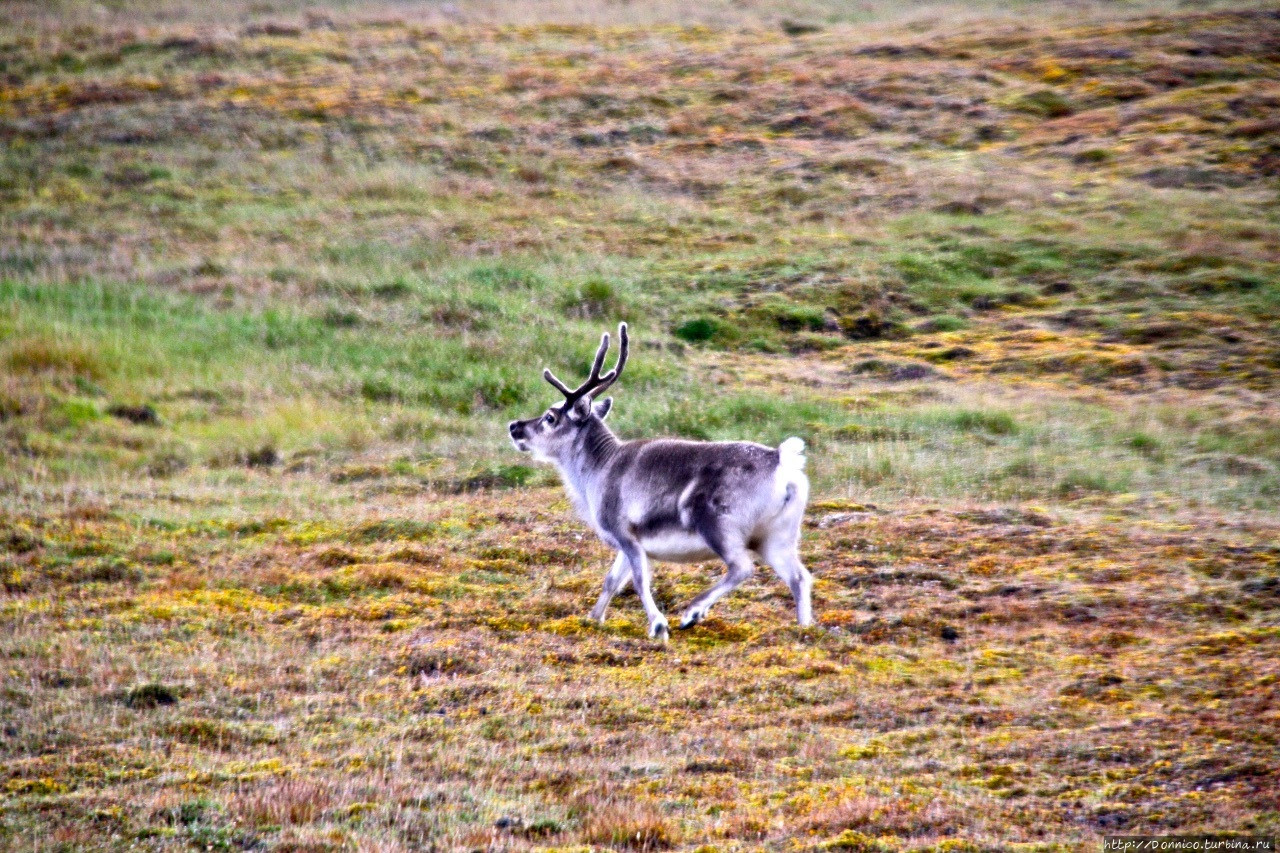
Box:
2;494;1277;850
1;1;1278;850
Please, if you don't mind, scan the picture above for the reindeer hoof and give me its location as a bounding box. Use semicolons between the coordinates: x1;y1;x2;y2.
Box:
678;609;704;630
650;619;670;642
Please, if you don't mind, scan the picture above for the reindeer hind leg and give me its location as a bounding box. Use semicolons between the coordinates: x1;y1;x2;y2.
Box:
760;538;813;627
678;548;755;629
679;512;756;629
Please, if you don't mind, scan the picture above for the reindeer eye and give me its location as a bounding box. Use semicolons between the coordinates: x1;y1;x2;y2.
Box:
543;413;556;425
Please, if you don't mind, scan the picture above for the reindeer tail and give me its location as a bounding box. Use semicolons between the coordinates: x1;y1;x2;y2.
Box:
778;437;806;472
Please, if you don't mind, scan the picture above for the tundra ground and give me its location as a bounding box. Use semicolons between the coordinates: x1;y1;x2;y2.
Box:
1;1;1278;850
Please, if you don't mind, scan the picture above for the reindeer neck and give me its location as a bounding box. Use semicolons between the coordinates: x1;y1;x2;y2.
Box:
574;417;621;477
552;418;621;508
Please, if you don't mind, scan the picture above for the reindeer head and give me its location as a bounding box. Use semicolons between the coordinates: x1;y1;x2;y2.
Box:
508;323;628;462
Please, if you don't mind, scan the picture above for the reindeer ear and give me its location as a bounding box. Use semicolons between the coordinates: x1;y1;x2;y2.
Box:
570;395;593;420
593;397;613;420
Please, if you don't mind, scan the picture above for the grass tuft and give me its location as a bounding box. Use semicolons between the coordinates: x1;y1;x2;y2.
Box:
125;683;180;709
582;800;680;851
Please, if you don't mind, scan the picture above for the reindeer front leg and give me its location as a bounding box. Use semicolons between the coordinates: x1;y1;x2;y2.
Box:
618;540;669;641
589;551;632;623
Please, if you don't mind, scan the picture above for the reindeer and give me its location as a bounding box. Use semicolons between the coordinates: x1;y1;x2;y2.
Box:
508;323;812;641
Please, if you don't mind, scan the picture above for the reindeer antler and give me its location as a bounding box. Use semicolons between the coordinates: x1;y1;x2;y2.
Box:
590;322;628;397
544;323;629;407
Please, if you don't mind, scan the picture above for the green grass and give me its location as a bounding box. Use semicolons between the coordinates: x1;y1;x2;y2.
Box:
6;273;1275;508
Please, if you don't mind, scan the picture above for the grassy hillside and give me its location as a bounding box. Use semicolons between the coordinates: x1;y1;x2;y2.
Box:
1;2;1278;850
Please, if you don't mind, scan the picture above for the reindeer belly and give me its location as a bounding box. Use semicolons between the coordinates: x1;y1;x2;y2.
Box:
640;530;717;563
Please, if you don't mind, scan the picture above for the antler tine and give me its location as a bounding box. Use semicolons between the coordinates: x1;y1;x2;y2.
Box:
590;322;628;397
542;368;575;397
585;331;611;387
